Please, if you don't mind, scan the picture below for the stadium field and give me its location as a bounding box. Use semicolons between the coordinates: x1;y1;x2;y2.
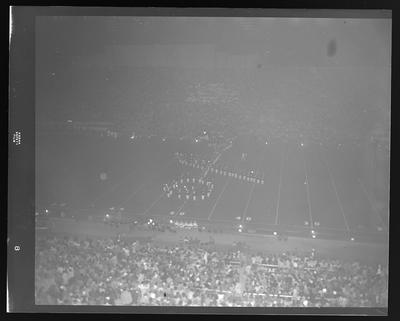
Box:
36;132;388;243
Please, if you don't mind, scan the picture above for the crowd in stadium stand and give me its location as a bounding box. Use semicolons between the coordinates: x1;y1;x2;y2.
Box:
56;68;387;151
35;234;388;307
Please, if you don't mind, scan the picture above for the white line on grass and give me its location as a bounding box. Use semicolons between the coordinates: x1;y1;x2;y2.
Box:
207;157;242;221
207;174;232;221
319;149;350;232
242;180;257;225
141;192;166;216
118;157;177;208
302;145;314;229
274;144;287;225
358;178;386;227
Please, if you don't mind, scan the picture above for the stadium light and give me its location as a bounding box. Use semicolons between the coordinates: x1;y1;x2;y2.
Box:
273;232;277;236
45;209;49;213
311;230;315;234
312;235;316;239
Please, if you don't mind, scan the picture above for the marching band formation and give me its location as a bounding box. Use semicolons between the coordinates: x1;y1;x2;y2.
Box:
175;152;265;185
163;173;214;201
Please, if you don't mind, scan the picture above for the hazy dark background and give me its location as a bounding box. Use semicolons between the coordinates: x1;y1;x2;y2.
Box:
36;17;391;138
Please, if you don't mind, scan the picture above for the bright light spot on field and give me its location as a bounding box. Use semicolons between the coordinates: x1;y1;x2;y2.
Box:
301;143;304;147
350;237;355;241
273;231;277;236
238;228;242;233
311;230;315;234
312;235;316;239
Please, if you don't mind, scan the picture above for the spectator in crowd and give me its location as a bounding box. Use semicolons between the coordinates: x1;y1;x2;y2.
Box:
35;234;388;307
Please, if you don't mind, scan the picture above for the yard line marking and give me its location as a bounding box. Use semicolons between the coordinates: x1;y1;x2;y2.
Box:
208;157;242;221
242;180;257;224
175;200;188;216
118;157;177;208
274;144;287;225
119;180;149;207
207;174;231;221
91;170;137;206
319;149;350;232
302;145;314;229
141;192;166;216
358;178;386;226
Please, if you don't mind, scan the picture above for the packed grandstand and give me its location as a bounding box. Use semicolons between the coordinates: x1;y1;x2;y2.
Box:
35;233;388;307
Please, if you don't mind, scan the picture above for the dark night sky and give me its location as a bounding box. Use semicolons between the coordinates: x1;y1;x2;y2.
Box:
35;16;391;137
